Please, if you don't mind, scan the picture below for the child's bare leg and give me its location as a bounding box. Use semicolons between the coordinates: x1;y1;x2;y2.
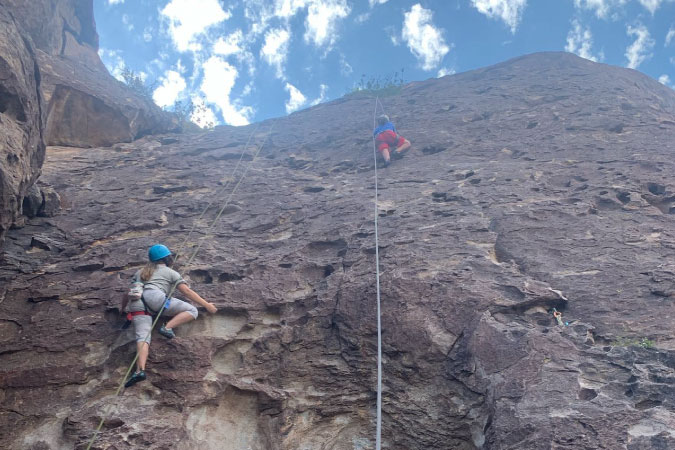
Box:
380;148;391;163
165;311;195;329
395;140;411;153
137;342;149;371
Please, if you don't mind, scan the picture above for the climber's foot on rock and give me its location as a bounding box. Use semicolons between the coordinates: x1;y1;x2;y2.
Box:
124;370;146;388
394;147;409;158
159;325;175;339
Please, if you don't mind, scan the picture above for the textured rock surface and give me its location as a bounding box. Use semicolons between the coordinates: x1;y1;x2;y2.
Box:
1;53;675;449
21;183;62;219
0;7;45;245
5;0;176;147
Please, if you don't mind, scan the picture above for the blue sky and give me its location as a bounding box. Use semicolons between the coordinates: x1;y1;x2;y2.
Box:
95;0;675;127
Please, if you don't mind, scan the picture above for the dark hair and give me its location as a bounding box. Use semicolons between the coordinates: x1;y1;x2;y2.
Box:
377;115;389;125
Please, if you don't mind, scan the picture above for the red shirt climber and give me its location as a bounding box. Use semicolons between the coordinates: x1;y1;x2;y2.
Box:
373;115;411;167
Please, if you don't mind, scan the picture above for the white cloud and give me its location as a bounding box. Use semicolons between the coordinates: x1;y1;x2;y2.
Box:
241;82;254;97
244;0;276;37
260;28;291;79
214;30;244;56
573;0;626;19
355;12;371;23
285;83;307;113
99;48;126;81
245;0;350;48
214;30;256;76
437;67;456;77
369;0;389;6
339;53;353;76
574;0;674;18
143;27;153;42
402;4;450;71
625;24;655;69
107;0;124;4
304;0;351;48
565;19;601;62
200;56;253;126
122;14;134;32
152;70;187;108
275;0;309;18
638;0;674;14
470;0;527;33
310;84;328;105
161;0;231;52
659;74;671;85
666;26;675;46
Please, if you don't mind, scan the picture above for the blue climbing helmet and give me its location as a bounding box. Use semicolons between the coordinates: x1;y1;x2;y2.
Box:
148;244;172;262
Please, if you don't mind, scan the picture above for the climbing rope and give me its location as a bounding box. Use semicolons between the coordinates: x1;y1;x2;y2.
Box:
85;123;274;450
551;307;569;327
371;97;383;450
172;123;261;261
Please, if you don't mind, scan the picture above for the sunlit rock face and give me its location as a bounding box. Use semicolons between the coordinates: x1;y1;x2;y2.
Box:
0;7;45;245
4;0;177;148
1;52;675;449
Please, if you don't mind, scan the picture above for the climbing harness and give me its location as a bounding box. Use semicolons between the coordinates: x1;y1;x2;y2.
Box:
371;97;384;450
85;123;274;450
125;310;151;320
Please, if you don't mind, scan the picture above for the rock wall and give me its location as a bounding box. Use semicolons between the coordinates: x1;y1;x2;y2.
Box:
1;53;674;449
0;0;177;243
0;0;100;62
0;7;45;245
5;0;177;148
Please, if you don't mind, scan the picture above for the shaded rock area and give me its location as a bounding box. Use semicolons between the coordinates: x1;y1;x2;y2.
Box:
4;0;177;148
21;183;62;219
1;53;675;449
0;7;45;245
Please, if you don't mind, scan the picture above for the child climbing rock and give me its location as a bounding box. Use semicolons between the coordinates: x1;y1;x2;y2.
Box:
373;114;411;167
121;244;218;387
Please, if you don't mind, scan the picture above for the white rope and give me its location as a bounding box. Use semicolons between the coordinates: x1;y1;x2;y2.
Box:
371;97;383;450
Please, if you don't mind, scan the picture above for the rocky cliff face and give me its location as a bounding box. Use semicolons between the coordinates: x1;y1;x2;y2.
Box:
1;53;675;450
5;0;177;148
0;0;176;244
0;8;45;247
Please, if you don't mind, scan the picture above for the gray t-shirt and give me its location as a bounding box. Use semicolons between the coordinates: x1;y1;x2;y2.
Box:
133;264;187;296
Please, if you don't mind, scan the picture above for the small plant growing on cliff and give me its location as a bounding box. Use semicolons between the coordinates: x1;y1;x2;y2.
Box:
169;98;215;132
120;68;157;99
612;337;655;349
348;69;406;97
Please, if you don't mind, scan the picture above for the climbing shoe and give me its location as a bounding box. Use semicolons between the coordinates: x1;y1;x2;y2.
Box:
159;325;176;339
124;370;146;388
383;159;390;168
393;149;408;160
